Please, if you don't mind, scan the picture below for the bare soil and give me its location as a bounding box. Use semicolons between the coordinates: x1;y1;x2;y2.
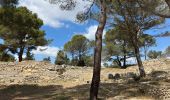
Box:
0;59;169;100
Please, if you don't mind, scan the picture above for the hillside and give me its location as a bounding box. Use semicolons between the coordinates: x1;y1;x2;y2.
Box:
0;59;169;100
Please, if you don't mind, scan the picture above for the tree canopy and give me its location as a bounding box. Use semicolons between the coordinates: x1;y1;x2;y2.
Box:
0;7;49;62
55;50;69;65
64;34;90;66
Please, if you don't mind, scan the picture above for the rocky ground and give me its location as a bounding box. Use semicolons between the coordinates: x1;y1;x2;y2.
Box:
0;59;169;100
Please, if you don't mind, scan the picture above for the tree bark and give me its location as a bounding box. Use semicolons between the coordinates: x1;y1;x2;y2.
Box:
165;0;170;9
144;45;147;60
122;41;126;68
90;0;106;100
134;46;146;77
18;47;24;62
116;56;122;67
123;55;126;68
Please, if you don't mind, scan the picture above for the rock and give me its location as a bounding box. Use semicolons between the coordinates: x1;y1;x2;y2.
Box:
150;71;168;80
61;64;67;68
24;75;40;83
113;73;121;80
108;73;114;79
126;72;136;78
0;59;169;86
87;81;90;84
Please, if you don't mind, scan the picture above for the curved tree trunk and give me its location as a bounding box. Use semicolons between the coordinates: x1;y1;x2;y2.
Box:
134;46;146;77
90;0;107;100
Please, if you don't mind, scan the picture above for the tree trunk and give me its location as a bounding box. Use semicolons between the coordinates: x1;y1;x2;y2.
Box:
134;46;146;77
165;0;170;8
90;1;106;100
18;47;24;62
144;46;147;60
123;55;126;68
116;56;122;67
122;41;126;68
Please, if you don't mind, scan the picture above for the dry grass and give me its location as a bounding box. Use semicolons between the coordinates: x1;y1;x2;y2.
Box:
0;59;169;100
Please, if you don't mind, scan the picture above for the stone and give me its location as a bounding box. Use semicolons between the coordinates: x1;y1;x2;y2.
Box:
113;73;121;80
126;72;136;78
108;73;114;79
87;81;90;84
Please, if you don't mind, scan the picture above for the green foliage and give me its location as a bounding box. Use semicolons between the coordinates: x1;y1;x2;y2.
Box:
104;29;129;57
103;28;134;67
165;46;170;55
55;50;69;65
110;0;163;68
0;7;49;61
139;34;156;59
139;34;156;47
64;35;90;66
25;48;35;60
103;63;109;67
43;57;51;62
0;52;15;62
70;57;78;66
0;0;18;7
83;55;93;67
147;50;162;59
137;0;170;18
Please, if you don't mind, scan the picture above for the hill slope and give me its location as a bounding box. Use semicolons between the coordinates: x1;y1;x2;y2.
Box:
0;59;169;100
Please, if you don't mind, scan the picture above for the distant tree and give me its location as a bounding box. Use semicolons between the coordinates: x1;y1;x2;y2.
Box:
64;41;75;61
0;7;49;62
25;48;35;60
104;28;134;68
70;57;79;66
103;43;121;67
111;0;164;77
139;34;156;60
55;50;69;65
165;46;170;55
64;35;90;66
0;48;15;62
147;50;162;59
43;56;51;62
0;53;15;62
103;62;109;67
84;55;93;67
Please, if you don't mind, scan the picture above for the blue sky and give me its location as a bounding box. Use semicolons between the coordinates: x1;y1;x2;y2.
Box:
17;0;170;63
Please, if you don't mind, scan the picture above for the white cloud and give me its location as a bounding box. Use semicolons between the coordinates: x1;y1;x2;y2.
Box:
32;46;60;57
83;25;106;41
19;0;92;28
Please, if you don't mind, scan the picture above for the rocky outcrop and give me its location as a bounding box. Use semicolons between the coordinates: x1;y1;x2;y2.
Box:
0;61;93;86
0;61;67;85
0;59;169;86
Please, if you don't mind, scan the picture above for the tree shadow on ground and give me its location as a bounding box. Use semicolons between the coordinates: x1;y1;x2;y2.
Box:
1;70;169;100
0;81;156;100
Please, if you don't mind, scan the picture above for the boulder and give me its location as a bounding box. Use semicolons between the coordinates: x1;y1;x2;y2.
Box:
113;73;121;80
108;73;114;79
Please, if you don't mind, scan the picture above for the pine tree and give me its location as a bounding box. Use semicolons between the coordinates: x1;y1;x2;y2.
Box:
0;7;49;62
